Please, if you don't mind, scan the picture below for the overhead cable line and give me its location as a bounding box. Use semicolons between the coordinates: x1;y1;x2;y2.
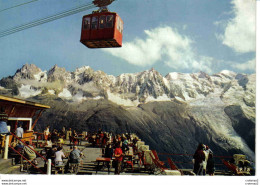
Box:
0;2;96;38
0;0;39;13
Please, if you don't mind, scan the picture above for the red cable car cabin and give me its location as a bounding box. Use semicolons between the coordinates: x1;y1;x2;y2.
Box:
80;12;123;48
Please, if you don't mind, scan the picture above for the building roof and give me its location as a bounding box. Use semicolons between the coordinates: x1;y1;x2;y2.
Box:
0;95;50;109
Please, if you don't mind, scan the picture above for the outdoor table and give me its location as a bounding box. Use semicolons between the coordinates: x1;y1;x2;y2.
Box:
123;152;134;171
64;150;72;157
44;146;52;154
74;137;84;145
96;157;111;174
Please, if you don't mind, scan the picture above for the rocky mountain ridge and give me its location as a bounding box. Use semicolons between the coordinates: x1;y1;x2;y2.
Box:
0;64;256;164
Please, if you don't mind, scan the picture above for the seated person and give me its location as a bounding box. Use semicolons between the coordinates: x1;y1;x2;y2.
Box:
45;137;53;148
58;137;64;145
69;146;83;164
122;139;129;153
9;140;24;164
54;146;65;166
46;145;57;164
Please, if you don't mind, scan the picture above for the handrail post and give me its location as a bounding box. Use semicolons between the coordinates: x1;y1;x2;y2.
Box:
3;126;10;159
47;159;51;175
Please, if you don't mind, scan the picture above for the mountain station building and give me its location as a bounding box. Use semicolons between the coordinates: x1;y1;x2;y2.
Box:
0;95;50;144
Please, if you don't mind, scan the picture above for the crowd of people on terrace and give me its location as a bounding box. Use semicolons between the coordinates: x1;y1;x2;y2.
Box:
9;124;218;175
40;127;139;174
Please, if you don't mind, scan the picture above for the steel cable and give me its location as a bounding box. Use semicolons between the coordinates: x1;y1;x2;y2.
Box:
0;2;96;38
0;0;39;13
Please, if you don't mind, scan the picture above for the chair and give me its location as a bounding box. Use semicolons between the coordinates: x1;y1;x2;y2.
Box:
149;153;167;173
151;150;164;166
167;157;183;175
149;153;182;175
222;159;246;176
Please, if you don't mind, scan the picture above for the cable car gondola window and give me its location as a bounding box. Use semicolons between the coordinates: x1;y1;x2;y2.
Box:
99;15;106;29
91;16;98;29
106;15;114;28
120;19;123;33
117;17;123;33
83;17;91;30
117;17;120;31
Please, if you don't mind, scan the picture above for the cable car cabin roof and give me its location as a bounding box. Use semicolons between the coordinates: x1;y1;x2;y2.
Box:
0;95;50;118
93;0;114;7
80;12;123;48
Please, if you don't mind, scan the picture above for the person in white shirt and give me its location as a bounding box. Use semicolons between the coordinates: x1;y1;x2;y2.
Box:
16;123;24;138
203;145;213;175
44;126;50;140
54;147;65;166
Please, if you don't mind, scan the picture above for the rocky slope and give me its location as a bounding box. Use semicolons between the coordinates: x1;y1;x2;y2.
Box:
0;64;256;165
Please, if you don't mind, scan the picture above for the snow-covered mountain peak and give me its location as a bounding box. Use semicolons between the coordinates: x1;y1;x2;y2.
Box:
47;65;71;83
13;64;42;81
219;70;237;79
74;66;92;74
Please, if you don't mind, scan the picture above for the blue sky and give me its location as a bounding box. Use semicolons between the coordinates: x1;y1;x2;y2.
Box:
0;0;256;78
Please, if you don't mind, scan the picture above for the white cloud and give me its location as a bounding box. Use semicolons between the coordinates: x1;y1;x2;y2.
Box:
231;58;256;71
104;26;213;73
58;88;72;99
72;91;87;102
19;84;42;98
217;0;255;53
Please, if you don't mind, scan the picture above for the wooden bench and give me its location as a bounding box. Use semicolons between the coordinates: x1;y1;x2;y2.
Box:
52;164;65;174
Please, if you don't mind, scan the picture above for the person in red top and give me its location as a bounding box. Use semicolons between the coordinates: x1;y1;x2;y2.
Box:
114;142;123;175
193;143;206;175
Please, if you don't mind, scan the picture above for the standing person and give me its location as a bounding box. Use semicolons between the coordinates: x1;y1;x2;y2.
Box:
104;143;113;159
54;146;65;166
114;142;123;175
16;122;24;139
51;129;59;144
193;143;205;175
72;130;78;145
203;145;212;175
206;153;215;176
0;107;9;154
66;128;72;141
44;126;50;141
60;127;66;139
